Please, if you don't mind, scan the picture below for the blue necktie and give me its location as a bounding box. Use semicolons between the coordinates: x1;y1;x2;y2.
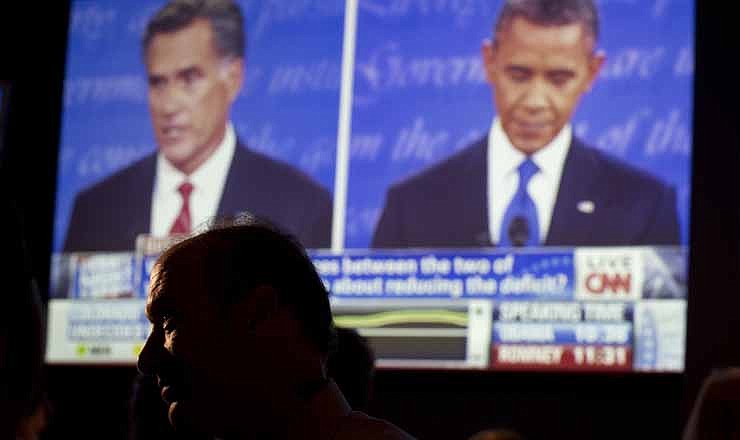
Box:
499;158;540;247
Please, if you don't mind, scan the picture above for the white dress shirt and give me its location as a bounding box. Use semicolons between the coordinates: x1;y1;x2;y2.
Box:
487;117;572;245
150;123;237;236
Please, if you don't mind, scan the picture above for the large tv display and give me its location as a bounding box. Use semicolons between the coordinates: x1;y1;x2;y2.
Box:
47;0;693;372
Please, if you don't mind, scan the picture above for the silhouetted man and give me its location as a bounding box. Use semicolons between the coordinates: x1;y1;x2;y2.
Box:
137;216;414;439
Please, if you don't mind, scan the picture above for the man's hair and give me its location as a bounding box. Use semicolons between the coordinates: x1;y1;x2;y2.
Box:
495;0;599;44
155;215;337;355
142;0;245;59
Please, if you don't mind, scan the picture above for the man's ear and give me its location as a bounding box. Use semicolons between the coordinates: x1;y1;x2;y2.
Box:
222;57;244;102
585;49;606;92
481;38;497;85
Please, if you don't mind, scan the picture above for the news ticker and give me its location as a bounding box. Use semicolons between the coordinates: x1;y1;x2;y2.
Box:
50;246;687;301
45;297;685;372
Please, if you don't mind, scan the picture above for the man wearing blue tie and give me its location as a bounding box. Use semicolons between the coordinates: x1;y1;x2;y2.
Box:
371;0;680;248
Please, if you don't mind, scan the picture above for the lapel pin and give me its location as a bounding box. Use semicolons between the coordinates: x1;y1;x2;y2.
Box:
577;200;595;214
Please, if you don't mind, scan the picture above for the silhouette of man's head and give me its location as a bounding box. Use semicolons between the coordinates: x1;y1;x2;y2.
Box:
137;216;336;438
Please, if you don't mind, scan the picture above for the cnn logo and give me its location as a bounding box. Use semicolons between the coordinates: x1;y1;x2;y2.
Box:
584;273;631;294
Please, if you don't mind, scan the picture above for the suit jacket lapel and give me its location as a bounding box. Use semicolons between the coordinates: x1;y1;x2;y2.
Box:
217;139;252;217
126;154;156;243
545;138;600;246
462;138;491;246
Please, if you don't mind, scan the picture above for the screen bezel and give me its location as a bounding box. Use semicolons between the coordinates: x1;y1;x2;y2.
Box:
9;0;739;436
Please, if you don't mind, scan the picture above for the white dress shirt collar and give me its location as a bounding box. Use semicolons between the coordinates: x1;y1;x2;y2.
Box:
487;117;572;244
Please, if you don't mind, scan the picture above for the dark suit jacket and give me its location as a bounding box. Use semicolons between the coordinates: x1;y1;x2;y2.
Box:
63;142;333;251
371;136;680;248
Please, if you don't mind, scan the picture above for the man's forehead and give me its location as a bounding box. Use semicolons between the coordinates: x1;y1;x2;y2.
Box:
146;261;189;312
146;258;216;319
495;20;593;71
145;19;219;74
145;263;173;319
498;17;592;54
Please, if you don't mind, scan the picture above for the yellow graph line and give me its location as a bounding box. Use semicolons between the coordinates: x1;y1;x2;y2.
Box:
334;310;468;328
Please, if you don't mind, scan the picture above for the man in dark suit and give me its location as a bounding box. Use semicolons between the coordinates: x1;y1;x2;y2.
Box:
63;0;332;252
372;0;679;248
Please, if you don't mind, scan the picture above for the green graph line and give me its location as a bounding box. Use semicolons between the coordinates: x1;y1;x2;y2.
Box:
334;309;468;328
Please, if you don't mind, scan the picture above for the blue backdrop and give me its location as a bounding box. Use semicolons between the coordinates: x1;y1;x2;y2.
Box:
54;0;345;251
345;0;693;248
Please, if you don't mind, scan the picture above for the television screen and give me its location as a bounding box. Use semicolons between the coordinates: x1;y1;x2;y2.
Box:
47;0;693;372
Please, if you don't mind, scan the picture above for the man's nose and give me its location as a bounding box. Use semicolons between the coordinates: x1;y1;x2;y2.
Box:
520;80;549;112
137;331;162;376
153;84;186;117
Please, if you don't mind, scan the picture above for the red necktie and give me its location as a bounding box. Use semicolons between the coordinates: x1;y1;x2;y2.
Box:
169;182;194;234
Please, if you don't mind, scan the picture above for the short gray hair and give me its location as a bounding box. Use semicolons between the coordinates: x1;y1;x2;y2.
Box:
142;0;245;59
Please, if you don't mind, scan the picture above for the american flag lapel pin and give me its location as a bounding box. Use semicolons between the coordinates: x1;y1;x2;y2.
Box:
577;200;595;214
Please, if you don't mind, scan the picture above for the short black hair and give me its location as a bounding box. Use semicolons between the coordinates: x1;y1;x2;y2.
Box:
142;0;245;59
156;214;337;356
495;0;599;44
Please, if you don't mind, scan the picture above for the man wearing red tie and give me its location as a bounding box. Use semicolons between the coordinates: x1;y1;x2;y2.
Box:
63;0;332;252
